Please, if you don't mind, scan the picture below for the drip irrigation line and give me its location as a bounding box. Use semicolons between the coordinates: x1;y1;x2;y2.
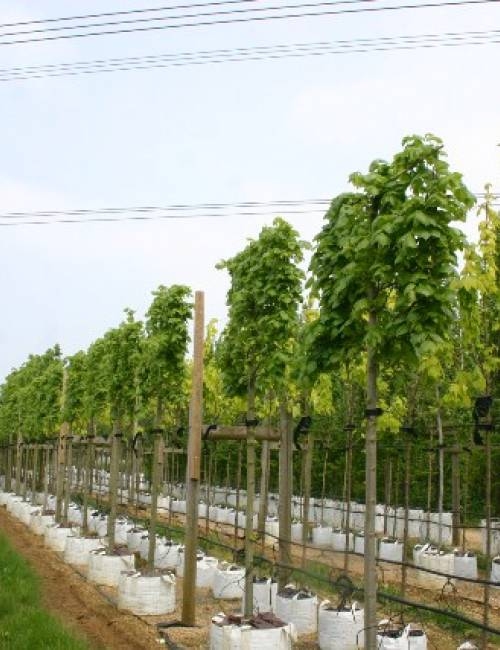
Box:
0;0;497;47
2;30;500;81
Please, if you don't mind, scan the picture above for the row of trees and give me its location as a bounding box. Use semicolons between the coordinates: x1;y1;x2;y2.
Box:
0;136;498;513
1;133;497;646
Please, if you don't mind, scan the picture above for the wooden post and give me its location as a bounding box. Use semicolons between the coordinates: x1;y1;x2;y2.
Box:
181;290;204;626
107;430;121;553
148;431;164;569
278;401;293;588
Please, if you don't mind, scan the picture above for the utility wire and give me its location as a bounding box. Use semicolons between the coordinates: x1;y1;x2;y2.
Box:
1;29;499;81
0;1;374;39
0;0;260;29
0;0;497;47
0;194;494;228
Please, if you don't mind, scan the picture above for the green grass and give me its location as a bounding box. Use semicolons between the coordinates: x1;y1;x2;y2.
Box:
0;533;90;650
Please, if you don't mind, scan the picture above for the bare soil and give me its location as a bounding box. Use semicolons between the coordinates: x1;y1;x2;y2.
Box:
1;504;498;649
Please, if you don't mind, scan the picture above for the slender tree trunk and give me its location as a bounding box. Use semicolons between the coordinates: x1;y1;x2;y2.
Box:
401;440;411;596
482;429;492;650
82;434;94;534
258;438;270;551
181;290;204;625
243;374;257;618
364;322;379;650
278;399;293;588
148;432;164;568
436;387;444;549
301;433;313;569
63;435;73;526
5;435;12;492
451;446;461;547
233;441;243;557
344;425;354;571
107;426;122;553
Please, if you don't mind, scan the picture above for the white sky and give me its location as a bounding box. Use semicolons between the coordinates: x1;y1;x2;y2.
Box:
1;0;499;380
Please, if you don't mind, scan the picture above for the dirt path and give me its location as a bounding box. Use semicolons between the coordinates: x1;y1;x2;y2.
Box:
0;507;159;650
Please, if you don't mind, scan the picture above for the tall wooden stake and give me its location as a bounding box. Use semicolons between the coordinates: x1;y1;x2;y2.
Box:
301;433;313;569
451;446;461;547
182;291;204;626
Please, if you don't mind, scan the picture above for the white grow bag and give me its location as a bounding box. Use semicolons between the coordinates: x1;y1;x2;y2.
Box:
491;557;500;584
0;491;15;506
64;536;104;566
244;577;278;614
354;534;365;555
457;643;478;649
87;550;135;587
453;552;478;580
30;512;55;536
154;541;182;570
127;527;147;553
196;556;219;588
318;601;364;649
332;530;353;552
45;525;75;552
212;564;245;599
210;614;296;650
377;624;427;649
118;571;176;615
312;526;333;547
379;538;403;563
275;587;318;635
291;523;303;543
177;549;205;577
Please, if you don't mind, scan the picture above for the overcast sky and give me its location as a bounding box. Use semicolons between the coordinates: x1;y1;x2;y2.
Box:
0;0;499;381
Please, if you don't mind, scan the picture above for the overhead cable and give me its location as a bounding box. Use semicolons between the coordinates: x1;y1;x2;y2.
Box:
0;0;498;47
1;29;499;81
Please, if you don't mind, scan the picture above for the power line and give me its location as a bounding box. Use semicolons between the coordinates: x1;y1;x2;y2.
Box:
1;29;499;81
0;1;371;39
0;0;260;29
0;0;497;47
0;194;494;228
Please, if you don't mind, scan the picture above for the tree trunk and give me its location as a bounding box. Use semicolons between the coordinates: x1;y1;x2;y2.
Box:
243;374;257;618
278;399;293;588
364;327;378;649
107;426;121;553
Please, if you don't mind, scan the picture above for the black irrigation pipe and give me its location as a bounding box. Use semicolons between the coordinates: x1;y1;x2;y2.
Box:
86;497;500;636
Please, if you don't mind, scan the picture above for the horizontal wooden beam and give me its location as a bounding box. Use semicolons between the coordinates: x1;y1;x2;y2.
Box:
201;424;280;442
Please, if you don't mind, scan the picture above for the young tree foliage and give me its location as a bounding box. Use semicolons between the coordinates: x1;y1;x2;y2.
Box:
143;285;192;427
308;134;474;647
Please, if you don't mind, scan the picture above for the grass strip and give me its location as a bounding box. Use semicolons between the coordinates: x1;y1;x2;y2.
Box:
0;532;90;650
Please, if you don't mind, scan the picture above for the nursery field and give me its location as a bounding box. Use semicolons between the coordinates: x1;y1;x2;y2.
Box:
1;501;496;650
